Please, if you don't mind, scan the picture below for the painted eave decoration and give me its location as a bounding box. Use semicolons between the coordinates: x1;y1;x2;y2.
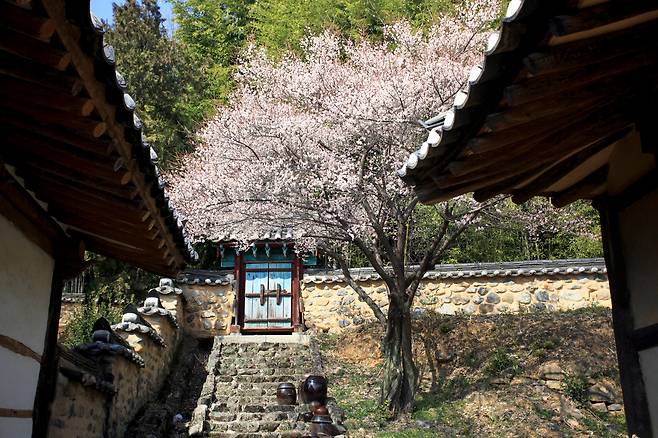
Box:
399;0;658;206
0;0;198;275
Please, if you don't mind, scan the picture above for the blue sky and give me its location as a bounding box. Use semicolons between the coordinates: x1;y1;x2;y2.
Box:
91;0;176;33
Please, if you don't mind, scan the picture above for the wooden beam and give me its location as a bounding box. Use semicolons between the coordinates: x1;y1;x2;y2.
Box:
3;138;125;184
597;201;653;437
511;128;631;203
41;0;186;271
446;120;630;203
0;113;115;157
525;19;658;76
0;334;41;363
8;160;135;200
48;209;160;246
0;51;81;93
0;27;70;70
631;322;658;351
0;75;95;116
484;74;643;132
2;98;106;138
444;108;632;182
550;1;658;37
0;2;56;42
551;165;609;207
0;164;63;256
504;49;658;107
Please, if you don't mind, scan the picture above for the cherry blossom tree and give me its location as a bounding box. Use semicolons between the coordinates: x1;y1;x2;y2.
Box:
169;3;499;415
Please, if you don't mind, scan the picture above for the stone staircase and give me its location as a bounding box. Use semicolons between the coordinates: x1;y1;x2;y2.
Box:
191;334;332;438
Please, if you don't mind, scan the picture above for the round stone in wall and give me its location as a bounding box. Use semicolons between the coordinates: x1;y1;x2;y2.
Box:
485;293;500;304
535;290;549;302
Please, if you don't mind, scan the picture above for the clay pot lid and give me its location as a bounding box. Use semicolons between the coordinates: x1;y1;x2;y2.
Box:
277;382;296;389
313;406;329;415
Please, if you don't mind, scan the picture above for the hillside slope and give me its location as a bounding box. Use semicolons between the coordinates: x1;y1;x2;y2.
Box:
317;307;626;437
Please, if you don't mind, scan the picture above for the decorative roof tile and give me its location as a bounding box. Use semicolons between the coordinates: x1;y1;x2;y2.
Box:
303;258;606;284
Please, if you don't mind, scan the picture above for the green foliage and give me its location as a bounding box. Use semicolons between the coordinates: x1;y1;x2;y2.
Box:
106;0;213;167
59;285;130;347
441;199;603;264
563;373;590;405
412;394;474;433
83;253;158;301
59;252;156;347
484;348;520;377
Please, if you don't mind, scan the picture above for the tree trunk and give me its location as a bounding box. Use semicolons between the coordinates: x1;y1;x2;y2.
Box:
381;293;417;416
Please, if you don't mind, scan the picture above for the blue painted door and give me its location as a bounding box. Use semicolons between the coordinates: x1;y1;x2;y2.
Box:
243;262;293;329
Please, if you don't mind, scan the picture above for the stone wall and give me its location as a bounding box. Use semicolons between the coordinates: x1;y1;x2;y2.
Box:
302;259;610;333
179;273;235;338
48;281;183;438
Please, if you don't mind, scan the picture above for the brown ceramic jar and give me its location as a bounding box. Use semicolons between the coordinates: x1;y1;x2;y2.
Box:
276;382;297;405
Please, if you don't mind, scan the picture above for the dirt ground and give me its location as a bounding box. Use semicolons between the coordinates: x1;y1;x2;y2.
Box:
317;307;626;438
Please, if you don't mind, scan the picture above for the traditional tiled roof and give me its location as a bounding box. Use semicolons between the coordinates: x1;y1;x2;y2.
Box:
75;318;144;367
179;270;234;287
398;0;658;205
112;305;167;347
303;258;607;284
58;344;116;394
0;0;198;274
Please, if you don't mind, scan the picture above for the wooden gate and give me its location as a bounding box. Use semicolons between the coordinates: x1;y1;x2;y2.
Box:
241;261;295;331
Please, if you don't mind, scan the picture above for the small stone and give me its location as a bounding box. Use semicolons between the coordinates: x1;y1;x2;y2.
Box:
539;361;564;380
453;295;470;305
591;403;607;413
438;303;455;315
336;289;348;296
479;303;494;314
560;396;584;419
535;290;550;302
477;287;488;296
559;290;583;302
352;316;364;325
462;304;476;315
491;377;510;385
519;292;532;304
342;296;355;305
338;319;351;328
486;293;500;304
546;380;562;390
200;310;216;318
532;303;546;312
511;377;534;385
607;403;623;412
412;307;426;317
473;296;484;304
588;382;617;403
466;287;477;293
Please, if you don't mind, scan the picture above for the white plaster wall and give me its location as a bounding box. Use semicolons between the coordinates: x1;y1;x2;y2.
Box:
619;188;658;329
0;214;55;436
639;345;658;437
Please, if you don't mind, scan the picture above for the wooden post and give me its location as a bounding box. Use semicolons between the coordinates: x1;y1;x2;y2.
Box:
31;259;64;437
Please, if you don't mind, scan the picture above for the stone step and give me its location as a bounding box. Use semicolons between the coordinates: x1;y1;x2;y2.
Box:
209;420;308;433
214;382;303;394
207;431;303;438
212;403;298;414
217;361;314;370
215;374;309;383
210;411;294;423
